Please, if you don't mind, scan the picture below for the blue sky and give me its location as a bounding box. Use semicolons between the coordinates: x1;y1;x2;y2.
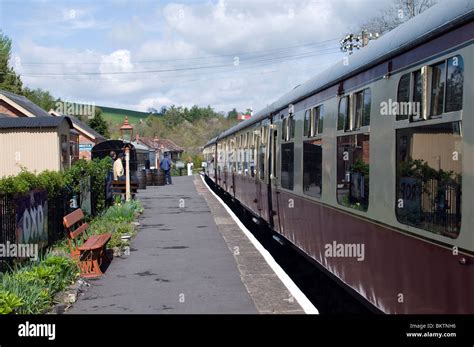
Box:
0;0;394;113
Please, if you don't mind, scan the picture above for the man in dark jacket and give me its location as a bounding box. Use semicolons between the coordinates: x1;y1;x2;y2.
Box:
160;153;172;185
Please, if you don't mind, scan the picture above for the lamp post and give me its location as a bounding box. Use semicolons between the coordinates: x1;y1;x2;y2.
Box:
120;117;134;201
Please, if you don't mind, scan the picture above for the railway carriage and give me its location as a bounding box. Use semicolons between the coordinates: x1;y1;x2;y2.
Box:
203;0;474;314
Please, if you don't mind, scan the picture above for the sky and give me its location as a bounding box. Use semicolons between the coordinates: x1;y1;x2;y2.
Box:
0;0;395;114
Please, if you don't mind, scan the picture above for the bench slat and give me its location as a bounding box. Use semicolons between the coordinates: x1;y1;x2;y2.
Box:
78;233;111;251
70;222;89;239
63;209;85;229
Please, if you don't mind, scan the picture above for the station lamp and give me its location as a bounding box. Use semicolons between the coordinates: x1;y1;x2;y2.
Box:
120;116;134;143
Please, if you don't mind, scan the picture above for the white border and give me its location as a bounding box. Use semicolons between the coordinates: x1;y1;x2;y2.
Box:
200;174;319;314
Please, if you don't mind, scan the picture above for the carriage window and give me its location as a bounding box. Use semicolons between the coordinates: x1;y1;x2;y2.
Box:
396;122;462;238
430;62;445;117
397;73;410;120
312;105;324;135
413;70;423;116
303;139;322;198
258;145;265;180
289;115;295;140
243;148;249;175
362;89;371;126
397;73;411;120
250;143;256;178
282;118;287;141
445;55;463;112
304;109;311;137
281;143;294;190
355;92;363;129
336;134;370;211
337;96;348;131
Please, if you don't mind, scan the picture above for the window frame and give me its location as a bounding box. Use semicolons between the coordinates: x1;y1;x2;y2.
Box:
395;54;464;123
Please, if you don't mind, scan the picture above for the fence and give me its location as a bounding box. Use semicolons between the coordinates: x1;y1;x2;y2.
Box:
0;177;107;272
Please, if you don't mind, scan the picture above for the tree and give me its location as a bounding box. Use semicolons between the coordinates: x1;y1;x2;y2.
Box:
0;31;23;93
23;87;56;111
227;108;238;119
88;107;110;138
340;0;438;54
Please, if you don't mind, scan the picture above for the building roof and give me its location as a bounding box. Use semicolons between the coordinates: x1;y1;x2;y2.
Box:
50;111;106;140
212;0;473;143
137;136;184;152
0;116;73;129
0;89;53;118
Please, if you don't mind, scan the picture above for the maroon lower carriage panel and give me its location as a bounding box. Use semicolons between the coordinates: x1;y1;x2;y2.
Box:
274;190;474;314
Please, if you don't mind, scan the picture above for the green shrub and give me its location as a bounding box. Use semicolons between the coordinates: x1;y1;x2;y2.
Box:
103;200;143;222
0;291;23;314
0;256;79;314
0;270;51;314
64;158;112;214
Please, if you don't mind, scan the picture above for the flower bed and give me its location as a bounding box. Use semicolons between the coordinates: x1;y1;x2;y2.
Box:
0;200;143;314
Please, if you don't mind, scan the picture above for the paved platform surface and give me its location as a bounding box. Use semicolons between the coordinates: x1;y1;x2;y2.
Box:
69;175;304;314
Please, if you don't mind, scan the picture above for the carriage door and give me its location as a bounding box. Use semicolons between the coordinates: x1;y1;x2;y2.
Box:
269;122;280;231
255;126;265;217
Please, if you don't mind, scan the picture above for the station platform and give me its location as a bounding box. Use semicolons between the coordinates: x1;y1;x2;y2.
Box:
68;175;307;314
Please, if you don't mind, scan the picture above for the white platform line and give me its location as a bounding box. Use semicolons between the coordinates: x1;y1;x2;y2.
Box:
200;175;319;314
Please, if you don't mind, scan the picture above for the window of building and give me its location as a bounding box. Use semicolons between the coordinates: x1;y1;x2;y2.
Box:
337;96;349;131
281;143;294;190
445;55;464;113
61;135;69;169
303;139;322;198
336;134;370;211
395;121;462;238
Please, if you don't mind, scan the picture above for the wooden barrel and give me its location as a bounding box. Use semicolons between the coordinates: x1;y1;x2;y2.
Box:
153;169;166;186
137;169;147;189
145;169;153;186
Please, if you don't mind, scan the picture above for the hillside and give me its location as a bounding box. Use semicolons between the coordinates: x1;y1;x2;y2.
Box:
100;105;238;157
99;105;156;126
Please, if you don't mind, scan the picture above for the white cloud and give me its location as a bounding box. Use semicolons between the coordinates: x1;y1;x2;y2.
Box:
13;0;394;114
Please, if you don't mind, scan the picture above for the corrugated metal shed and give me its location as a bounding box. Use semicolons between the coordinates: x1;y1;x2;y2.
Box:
0;116;73;129
0;89;53;118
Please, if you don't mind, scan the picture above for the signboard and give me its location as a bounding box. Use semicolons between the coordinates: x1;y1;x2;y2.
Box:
15;190;48;249
176;160;185;169
79;143;93;152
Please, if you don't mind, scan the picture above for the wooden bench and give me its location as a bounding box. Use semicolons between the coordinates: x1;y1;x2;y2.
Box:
63;209;112;278
112;180;138;199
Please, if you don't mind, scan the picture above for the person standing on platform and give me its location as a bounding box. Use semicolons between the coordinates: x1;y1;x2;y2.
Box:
112;151;124;181
160;153;172;185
